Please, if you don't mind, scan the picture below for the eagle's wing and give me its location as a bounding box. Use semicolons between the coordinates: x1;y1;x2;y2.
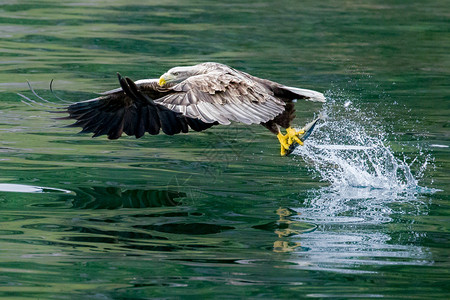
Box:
58;76;215;139
154;71;286;125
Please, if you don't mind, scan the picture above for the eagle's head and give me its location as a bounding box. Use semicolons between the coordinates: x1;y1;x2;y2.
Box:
158;65;205;86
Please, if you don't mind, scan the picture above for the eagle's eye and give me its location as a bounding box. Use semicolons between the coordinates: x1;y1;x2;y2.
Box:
173;71;179;76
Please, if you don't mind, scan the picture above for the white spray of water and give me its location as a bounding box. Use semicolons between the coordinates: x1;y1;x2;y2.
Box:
292;96;436;224
294;99;431;192
286;97;437;273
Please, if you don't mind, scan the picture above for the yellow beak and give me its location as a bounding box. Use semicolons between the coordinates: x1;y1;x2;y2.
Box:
158;76;166;86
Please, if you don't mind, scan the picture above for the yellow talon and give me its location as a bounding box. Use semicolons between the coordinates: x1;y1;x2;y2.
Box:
280;145;287;156
277;132;290;147
286;127;304;146
277;127;306;156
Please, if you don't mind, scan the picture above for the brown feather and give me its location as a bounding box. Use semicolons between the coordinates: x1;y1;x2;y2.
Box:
155;67;286;125
51;63;324;140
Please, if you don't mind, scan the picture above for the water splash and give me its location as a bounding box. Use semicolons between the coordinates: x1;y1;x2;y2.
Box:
292;94;437;225
294;97;432;193
287;97;436;273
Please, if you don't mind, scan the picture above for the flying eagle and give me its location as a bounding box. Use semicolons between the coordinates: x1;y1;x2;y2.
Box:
32;62;325;156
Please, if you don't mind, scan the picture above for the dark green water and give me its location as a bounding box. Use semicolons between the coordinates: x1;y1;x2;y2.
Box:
1;1;449;299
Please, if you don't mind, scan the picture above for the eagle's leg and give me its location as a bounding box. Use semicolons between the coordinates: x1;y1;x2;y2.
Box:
277;131;291;156
262;101;305;156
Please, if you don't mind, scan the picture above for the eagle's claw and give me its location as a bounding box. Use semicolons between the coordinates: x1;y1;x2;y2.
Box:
277;127;305;156
286;127;305;146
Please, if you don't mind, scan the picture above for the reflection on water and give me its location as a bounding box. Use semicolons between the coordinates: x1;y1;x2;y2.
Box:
68;186;185;209
0;185;233;257
253;208;316;253
289;185;433;273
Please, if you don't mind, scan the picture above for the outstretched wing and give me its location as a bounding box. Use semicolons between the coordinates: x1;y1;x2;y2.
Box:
57;75;216;139
154;71;286;125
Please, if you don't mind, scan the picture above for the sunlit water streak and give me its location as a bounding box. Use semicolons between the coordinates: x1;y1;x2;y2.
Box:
0;183;72;194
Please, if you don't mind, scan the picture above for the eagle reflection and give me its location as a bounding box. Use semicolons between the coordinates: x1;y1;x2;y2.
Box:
68;186;186;209
253;207;316;253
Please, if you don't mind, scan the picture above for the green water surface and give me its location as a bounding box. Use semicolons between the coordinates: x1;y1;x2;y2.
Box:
0;0;449;299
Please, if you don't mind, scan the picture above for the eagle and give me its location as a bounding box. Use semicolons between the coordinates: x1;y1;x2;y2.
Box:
40;62;325;156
